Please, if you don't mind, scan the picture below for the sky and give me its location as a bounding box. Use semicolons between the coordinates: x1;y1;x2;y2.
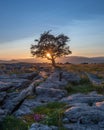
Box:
0;0;104;60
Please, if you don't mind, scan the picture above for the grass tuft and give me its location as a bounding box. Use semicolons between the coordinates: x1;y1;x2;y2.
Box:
33;102;66;127
0;116;29;130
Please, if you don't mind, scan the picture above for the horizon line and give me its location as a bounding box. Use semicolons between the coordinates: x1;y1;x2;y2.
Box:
0;55;104;61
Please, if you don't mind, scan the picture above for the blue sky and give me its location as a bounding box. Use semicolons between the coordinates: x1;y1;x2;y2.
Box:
0;0;104;59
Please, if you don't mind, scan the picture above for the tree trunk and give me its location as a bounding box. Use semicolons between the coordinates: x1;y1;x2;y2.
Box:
52;58;56;67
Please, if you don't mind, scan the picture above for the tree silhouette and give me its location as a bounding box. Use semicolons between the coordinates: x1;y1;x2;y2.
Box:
30;31;72;67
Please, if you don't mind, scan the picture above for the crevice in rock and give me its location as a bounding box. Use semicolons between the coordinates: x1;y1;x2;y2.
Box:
88;102;93;106
11;97;27;114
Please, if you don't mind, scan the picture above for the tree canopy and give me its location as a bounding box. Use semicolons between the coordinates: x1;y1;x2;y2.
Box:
30;31;72;66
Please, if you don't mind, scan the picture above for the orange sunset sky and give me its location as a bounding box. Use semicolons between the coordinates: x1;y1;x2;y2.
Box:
0;0;104;60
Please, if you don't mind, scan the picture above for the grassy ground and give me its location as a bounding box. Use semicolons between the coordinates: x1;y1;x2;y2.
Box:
65;78;104;94
0;116;29;130
60;63;104;75
22;102;67;129
0;102;67;130
59;63;104;94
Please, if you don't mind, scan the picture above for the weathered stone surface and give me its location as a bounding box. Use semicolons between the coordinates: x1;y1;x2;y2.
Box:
64;107;104;124
29;123;58;130
1;78;30;89
86;73;104;86
0;75;10;79
1;66;104;130
35;71;80;102
39;81;67;89
0;92;6;102
63;104;104;130
14;99;42;117
62;71;81;83
0;70;4;75
0;109;6;121
61;92;104;130
46;71;81;83
98;121;104;128
12;72;38;80
60;93;104;105
2;80;36;114
0;81;12;91
2;92;20;110
0;72;38;91
11;79;31;89
13;105;32;117
95;101;104;111
22;99;42;108
36;87;67;98
63;124;104;130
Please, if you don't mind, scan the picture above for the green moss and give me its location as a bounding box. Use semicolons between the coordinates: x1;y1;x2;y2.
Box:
42;109;64;126
0;116;29;130
46;101;66;109
65;76;95;94
65;76;104;94
65;83;94;94
33;102;66;127
21;102;67;128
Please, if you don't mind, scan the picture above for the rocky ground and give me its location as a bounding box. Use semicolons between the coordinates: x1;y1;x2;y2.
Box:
0;63;104;130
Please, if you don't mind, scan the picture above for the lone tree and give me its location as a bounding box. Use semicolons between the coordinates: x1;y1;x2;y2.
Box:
30;31;72;67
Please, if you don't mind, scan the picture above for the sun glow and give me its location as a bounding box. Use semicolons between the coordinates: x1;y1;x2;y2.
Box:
46;53;51;58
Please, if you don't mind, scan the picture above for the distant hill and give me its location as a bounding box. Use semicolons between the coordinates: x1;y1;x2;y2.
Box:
0;56;104;64
57;56;104;64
